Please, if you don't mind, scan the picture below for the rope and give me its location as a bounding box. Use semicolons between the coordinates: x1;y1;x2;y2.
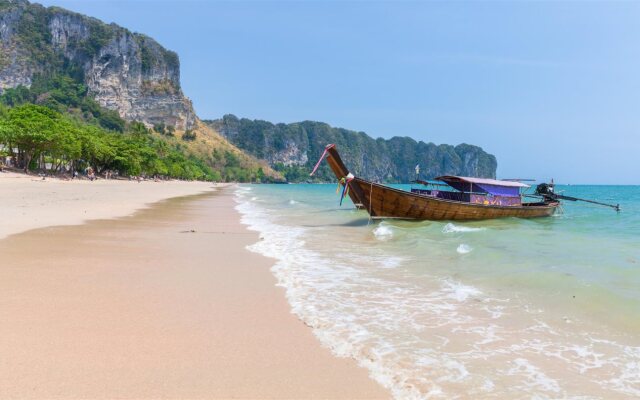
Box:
309;148;329;176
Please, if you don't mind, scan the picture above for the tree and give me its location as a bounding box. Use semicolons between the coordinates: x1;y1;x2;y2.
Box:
128;121;149;136
153;122;166;135
0;85;33;107
48;117;81;172
5;104;62;171
181;129;196;141
79;125;117;173
256;167;265;182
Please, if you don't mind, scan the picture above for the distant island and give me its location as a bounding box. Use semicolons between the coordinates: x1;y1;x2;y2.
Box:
0;0;497;183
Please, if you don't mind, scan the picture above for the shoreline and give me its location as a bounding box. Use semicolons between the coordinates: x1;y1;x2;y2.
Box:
0;186;387;398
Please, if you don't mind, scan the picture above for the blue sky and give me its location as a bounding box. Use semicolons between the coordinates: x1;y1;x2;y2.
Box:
37;0;640;184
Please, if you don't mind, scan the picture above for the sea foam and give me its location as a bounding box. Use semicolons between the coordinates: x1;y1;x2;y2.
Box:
456;244;473;254
234;186;517;398
442;223;485;234
441;279;482;302
233;186;640;399
373;223;394;240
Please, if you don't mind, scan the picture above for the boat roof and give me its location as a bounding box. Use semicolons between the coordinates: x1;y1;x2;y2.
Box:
435;175;530;188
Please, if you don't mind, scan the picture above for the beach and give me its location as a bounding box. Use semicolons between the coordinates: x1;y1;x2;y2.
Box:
3;174;638;399
0;175;387;399
0;172;217;240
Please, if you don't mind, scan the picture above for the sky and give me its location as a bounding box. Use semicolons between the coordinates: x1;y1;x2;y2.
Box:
36;0;640;184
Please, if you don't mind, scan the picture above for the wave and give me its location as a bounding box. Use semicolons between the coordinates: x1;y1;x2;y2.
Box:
233;187;509;397
233;187;640;399
442;223;485;234
373;223;394;240
456;244;473;254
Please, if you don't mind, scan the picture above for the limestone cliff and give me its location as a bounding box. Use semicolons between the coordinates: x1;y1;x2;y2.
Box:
206;115;498;183
0;0;195;129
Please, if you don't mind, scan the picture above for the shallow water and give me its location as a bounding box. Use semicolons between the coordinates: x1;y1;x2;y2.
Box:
234;184;640;399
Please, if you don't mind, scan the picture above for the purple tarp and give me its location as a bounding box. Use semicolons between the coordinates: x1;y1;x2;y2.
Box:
444;181;520;197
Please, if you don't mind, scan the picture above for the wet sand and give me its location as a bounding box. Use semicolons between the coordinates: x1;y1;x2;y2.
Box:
0;188;387;399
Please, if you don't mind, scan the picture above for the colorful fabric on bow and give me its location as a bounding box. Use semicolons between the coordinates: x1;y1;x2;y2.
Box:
337;176;354;206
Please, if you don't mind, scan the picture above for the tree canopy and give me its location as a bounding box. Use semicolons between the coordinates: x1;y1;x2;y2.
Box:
0;103;213;180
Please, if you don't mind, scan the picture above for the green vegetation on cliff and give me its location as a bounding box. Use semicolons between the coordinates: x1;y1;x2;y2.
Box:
1;70;126;131
0;75;277;181
0;103;214;180
0;68;216;179
206;115;498;183
0;72;276;181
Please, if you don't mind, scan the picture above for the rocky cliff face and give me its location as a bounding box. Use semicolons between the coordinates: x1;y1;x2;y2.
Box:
0;0;195;129
0;2;32;88
207;115;498;182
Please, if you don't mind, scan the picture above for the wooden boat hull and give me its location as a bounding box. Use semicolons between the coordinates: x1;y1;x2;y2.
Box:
321;144;559;221
350;178;558;220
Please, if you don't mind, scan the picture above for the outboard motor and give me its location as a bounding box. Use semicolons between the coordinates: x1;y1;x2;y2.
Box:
535;182;620;211
535;183;557;201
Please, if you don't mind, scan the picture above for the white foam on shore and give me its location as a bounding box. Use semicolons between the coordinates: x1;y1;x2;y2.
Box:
441;279;481;302
236;188;468;397
381;256;403;269
233;186;640;399
234;187;504;398
507;358;561;393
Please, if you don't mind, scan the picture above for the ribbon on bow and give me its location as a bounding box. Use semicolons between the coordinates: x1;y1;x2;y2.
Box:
337;175;354;206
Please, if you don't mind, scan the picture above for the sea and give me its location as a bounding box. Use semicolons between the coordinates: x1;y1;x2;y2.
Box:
234;184;640;399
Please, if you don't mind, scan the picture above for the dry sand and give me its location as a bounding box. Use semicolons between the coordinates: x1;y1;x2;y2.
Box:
0;171;216;240
0;183;387;399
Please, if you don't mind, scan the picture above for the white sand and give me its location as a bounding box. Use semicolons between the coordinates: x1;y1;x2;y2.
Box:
0;171;217;240
0;186;388;399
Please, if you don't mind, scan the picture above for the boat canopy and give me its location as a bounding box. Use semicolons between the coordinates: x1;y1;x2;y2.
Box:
435;176;529;197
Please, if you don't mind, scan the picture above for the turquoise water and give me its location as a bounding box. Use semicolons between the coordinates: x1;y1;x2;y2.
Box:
234;184;640;399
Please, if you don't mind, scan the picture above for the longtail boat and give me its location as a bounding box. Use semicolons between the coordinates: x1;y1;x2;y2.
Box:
310;144;619;221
